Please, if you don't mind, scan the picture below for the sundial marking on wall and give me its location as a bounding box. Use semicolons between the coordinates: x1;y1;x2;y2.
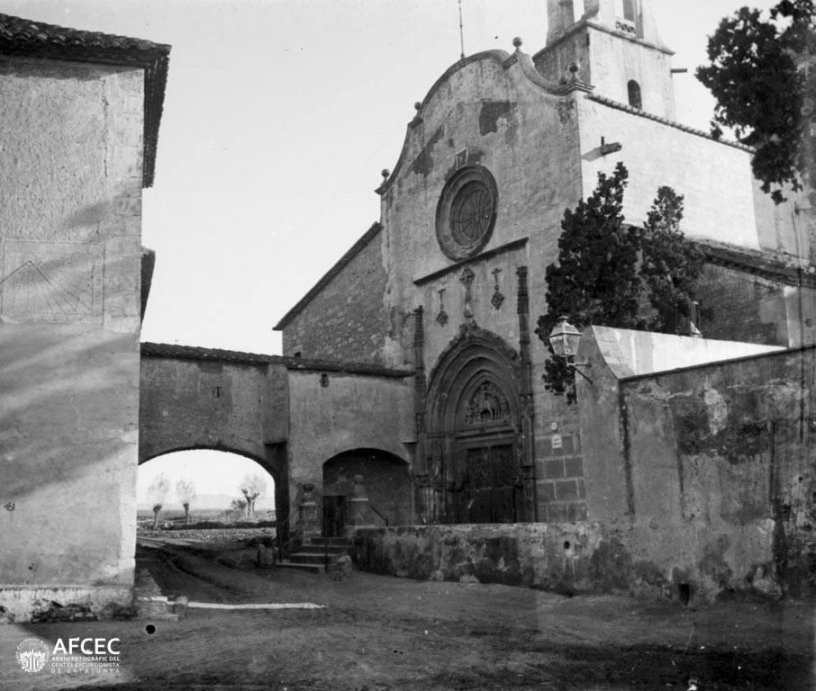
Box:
0;241;103;324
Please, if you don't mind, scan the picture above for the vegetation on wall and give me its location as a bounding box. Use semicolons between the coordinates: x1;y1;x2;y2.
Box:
696;0;815;202
534;163;704;402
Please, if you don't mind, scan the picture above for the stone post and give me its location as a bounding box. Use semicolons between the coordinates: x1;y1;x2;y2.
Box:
348;475;375;534
299;482;321;540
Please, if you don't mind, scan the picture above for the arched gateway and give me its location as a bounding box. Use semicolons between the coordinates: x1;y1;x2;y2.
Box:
423;325;536;524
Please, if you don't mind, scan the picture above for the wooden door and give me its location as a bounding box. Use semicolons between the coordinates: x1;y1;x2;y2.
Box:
465;443;517;523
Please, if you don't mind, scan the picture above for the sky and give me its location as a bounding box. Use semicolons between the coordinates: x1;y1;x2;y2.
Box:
3;0;779;505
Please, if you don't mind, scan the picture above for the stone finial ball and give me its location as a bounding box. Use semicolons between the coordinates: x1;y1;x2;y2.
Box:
414;101;422;111
569;61;580;73
303;482;315;492
512;37;523;49
381;169;390;179
353;474;364;484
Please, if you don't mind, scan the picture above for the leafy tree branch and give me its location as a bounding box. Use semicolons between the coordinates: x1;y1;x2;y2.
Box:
696;0;815;202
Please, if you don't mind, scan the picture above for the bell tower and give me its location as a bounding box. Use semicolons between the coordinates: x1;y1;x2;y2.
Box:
536;0;676;120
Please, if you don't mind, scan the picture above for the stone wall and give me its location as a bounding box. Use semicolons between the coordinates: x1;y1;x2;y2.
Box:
286;369;414;520
696;263;816;348
280;224;389;365
0;59;146;622
140;355;285;465
578;327;816;601
351;522;688;599
620;346;816;600
352;523;604;591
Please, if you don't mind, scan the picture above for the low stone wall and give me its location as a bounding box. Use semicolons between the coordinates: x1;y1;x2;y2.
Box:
0;586;134;624
138;528;275;543
351;523;605;593
350;523;786;603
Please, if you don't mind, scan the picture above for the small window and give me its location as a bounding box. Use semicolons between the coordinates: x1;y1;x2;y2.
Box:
627;80;642;109
616;0;636;21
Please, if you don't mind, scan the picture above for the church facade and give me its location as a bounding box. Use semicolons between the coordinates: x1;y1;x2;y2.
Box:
276;0;816;598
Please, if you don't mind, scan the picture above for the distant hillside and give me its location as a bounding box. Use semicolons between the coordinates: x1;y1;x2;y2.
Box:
136;493;275;512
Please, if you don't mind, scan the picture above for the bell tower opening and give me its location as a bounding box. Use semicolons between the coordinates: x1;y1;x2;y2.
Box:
628;79;642;109
536;0;676;120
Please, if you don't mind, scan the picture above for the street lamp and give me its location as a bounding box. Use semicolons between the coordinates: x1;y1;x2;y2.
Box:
548;316;593;384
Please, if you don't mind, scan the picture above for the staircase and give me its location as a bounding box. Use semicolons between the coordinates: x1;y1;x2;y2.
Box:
278;537;351;574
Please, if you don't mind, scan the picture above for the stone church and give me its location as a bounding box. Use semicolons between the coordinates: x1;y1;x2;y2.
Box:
276;0;816;598
277;0;812;514
1;1;814;621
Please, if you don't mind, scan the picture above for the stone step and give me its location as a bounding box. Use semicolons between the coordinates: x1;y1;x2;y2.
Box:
309;537;352;547
276;560;325;574
289;553;336;565
297;545;348;556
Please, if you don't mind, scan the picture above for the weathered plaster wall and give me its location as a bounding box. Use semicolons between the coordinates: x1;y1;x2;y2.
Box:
139;356;285;466
535;26;676;120
696;263;816;348
752;179;811;260
622;347;816;599
0;58;145;622
281;225;389;365
286;370;414;516
577;96;759;249
579;326;816;600
379;52;583;374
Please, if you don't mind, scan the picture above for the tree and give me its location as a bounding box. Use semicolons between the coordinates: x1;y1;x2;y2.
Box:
147;473;171;530
239;473;267;519
229;497;248;520
535;165;703;403
175;478;197;524
696;0;815;202
639;186;705;333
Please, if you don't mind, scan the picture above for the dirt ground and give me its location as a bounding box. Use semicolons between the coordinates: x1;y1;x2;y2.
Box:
1;540;814;691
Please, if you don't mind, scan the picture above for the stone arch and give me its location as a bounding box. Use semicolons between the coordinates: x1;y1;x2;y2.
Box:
139;443;290;545
140;444;281;484
321;448;411;536
425;324;533;524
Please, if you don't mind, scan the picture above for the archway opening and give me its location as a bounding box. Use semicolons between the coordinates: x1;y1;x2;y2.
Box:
322;449;411;537
423;326;534;525
137;449;277;530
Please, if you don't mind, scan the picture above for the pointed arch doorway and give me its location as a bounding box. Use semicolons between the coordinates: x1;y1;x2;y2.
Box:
424;325;536;524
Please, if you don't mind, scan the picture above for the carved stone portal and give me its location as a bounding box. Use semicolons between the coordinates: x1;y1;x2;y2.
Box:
423;327;534;524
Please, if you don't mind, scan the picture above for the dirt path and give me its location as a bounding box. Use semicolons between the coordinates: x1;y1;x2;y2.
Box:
1;542;813;690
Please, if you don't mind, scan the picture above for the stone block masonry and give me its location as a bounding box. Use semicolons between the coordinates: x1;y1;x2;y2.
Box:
279;224;390;365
